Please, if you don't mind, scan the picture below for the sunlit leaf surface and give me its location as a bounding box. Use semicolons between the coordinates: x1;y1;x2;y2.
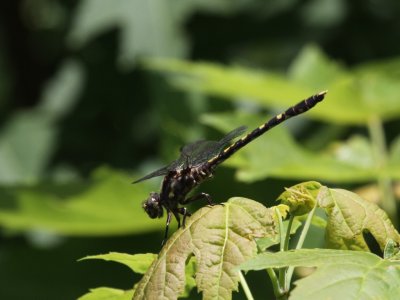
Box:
133;197;277;300
0;168;164;235
240;249;400;300
318;187;400;251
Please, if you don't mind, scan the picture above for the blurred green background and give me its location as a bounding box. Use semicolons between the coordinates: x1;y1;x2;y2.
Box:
1;0;400;299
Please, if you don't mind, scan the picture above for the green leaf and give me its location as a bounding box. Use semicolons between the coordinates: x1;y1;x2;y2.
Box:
78;287;134;300
182;256;197;298
68;0;186;66
79;253;196;298
257;218;302;251
147;45;400;124
146;58;318;114
38;60;85;119
278;181;321;216
68;0;240;67
384;239;400;260
318;187;400;251
296;214;327;229
0;111;56;185
80;253;157;274
240;249;400;300
133;198;277;300
0;167;164;235
0;60;84;185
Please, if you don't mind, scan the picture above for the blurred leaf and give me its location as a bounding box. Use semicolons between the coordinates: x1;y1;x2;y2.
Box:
68;0;186;67
38;60;85;119
79;287;134;300
389;135;400;165
240;249;400;300
0;60;84;185
0;111;56;185
288;45;348;88
80;252;157;274
147;45;400;124
296;214;327;229
318;187;400;251
330;135;374;168
146;58;317;112
355;57;400;79
68;0;263;67
0;167;164;235
133;198;277;299
291;46;400;123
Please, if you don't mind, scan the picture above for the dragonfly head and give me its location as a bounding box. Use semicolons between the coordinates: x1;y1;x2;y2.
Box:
142;192;163;219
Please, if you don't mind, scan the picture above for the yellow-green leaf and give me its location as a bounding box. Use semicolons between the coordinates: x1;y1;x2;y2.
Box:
133;198;277;300
318;187;400;251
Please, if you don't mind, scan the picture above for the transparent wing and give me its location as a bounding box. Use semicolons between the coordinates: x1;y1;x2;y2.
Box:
181;125;247;167
132;159;184;184
132;126;247;183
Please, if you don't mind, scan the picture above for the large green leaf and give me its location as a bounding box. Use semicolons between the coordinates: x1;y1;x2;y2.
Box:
147;45;400;124
146;58;317;113
133;198;277;300
0;167;163;235
240;249;400;300
80;252;157;273
318;187;400;251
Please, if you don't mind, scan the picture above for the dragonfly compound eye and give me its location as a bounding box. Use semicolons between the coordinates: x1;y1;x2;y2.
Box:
142;192;163;219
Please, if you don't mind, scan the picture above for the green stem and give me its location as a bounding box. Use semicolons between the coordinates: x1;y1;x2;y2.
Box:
275;208;286;289
275;208;289;299
367;116;397;227
238;271;254;300
276;208;285;252
286;206;317;288
266;268;282;298
284;215;294;251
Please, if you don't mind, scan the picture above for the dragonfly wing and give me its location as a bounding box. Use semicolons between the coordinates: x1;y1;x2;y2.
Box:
180;126;248;167
134;125;248;183
132;160;182;184
217;125;247;146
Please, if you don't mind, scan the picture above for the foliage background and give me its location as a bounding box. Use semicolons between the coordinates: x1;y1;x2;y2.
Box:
1;1;400;299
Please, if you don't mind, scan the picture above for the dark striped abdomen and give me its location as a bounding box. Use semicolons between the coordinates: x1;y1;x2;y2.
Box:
206;91;327;167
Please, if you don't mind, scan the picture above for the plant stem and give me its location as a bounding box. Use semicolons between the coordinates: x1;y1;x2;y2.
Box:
367;116;397;227
285;206;317;288
275;208;286;286
275;207;289;299
284;215;294;251
238;271;254;300
266;268;281;297
275;208;285;252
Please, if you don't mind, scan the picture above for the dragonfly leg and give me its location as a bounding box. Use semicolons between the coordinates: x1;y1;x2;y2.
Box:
161;211;172;246
178;207;192;227
182;192;214;206
172;209;181;228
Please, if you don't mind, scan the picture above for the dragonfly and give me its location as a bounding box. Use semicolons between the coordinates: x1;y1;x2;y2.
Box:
133;91;327;244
